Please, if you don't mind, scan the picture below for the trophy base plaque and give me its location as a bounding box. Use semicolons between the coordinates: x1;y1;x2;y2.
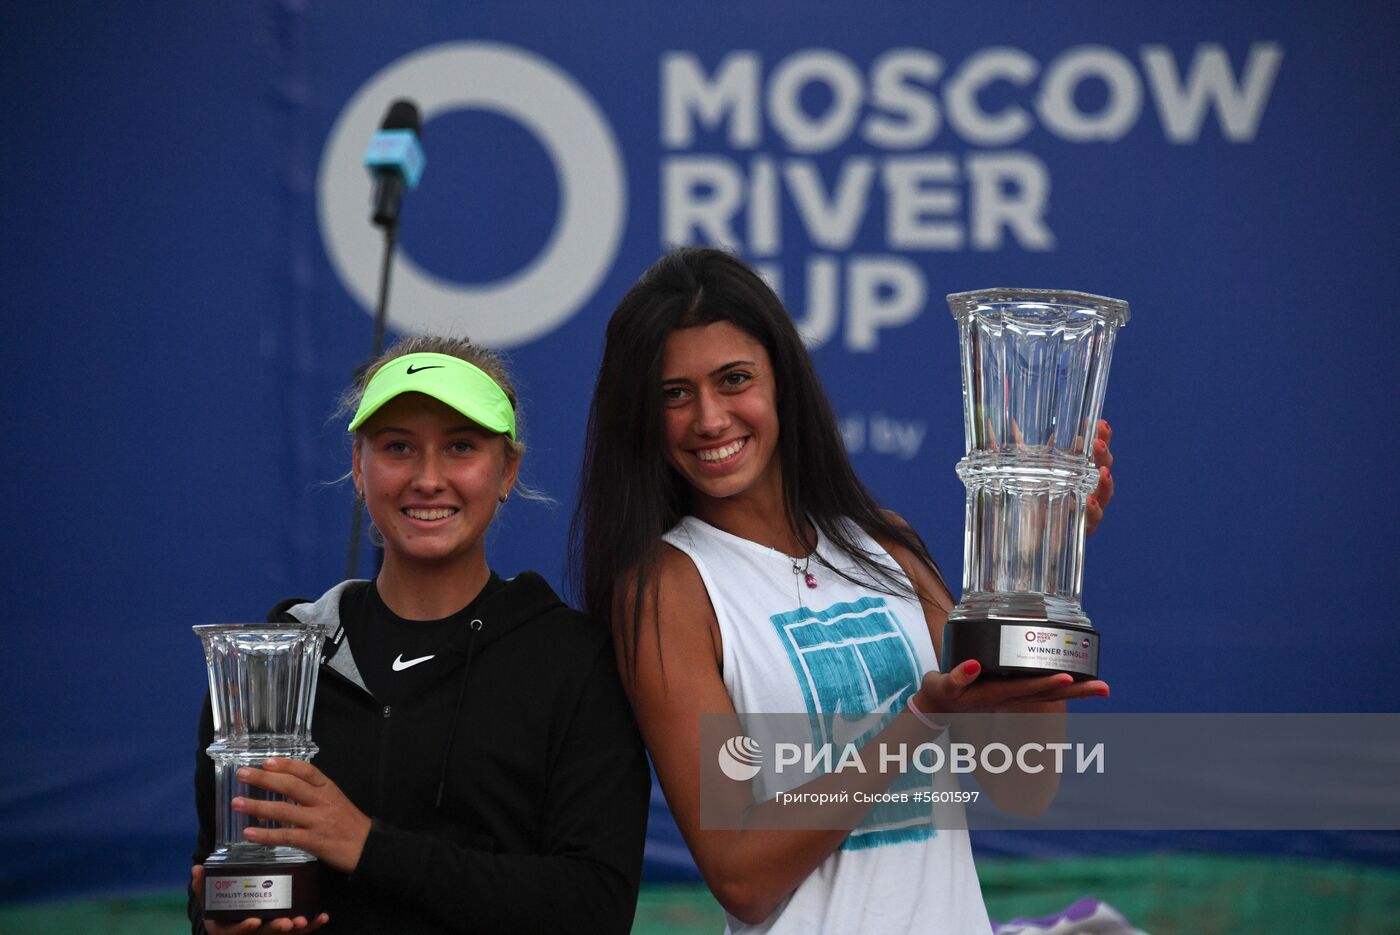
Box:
202;858;320;923
942;617;1099;681
943;594;1099;680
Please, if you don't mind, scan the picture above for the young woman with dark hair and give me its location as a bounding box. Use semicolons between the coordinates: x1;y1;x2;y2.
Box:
572;248;1115;933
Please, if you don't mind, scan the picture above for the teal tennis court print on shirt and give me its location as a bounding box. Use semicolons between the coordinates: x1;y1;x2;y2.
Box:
769;595;936;850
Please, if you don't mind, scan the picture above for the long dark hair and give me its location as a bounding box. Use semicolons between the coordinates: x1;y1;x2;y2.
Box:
570;247;945;682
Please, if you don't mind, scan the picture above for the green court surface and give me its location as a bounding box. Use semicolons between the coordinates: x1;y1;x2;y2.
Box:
2;855;1396;934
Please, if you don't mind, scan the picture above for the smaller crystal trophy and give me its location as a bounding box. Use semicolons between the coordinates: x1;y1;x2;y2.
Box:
196;623;326;922
943;288;1129;680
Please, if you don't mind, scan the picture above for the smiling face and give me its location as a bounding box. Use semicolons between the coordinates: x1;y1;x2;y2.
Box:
351;392;519;574
660;320;783;514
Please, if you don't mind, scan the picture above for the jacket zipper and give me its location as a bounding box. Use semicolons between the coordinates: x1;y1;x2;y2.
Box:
376;703;392;815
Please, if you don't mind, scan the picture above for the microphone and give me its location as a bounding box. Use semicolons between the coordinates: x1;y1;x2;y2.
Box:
364;99;426;231
347;101;424;577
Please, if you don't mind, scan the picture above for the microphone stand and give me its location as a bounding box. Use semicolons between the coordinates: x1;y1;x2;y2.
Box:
345;223;398;580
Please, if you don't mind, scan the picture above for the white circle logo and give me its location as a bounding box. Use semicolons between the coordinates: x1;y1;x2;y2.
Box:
317;42;627;347
718;735;764;782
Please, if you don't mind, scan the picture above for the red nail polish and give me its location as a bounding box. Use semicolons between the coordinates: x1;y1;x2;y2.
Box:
964;660;981;676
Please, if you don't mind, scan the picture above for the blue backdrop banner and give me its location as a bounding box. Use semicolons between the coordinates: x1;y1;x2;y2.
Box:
2;0;1397;902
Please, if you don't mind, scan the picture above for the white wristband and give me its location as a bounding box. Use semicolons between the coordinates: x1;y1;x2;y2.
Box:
906;693;951;734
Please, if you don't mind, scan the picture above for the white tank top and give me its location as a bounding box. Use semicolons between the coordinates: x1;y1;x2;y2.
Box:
662;515;991;935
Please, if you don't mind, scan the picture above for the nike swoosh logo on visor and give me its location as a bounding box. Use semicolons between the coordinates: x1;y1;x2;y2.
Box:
405;364;444;375
392;653;435;671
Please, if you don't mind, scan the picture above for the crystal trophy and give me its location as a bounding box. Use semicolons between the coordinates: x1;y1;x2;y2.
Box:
195;623;326;922
944;289;1129;679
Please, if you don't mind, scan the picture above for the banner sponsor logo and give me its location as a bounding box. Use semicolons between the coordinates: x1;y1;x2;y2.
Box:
661;43;1283;350
320;41;1281;351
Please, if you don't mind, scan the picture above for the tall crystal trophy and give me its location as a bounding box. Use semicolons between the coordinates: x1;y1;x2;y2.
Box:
944;289;1129;680
195;623;326;922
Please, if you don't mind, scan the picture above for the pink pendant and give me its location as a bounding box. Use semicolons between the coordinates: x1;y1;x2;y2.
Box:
804;572;818;589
